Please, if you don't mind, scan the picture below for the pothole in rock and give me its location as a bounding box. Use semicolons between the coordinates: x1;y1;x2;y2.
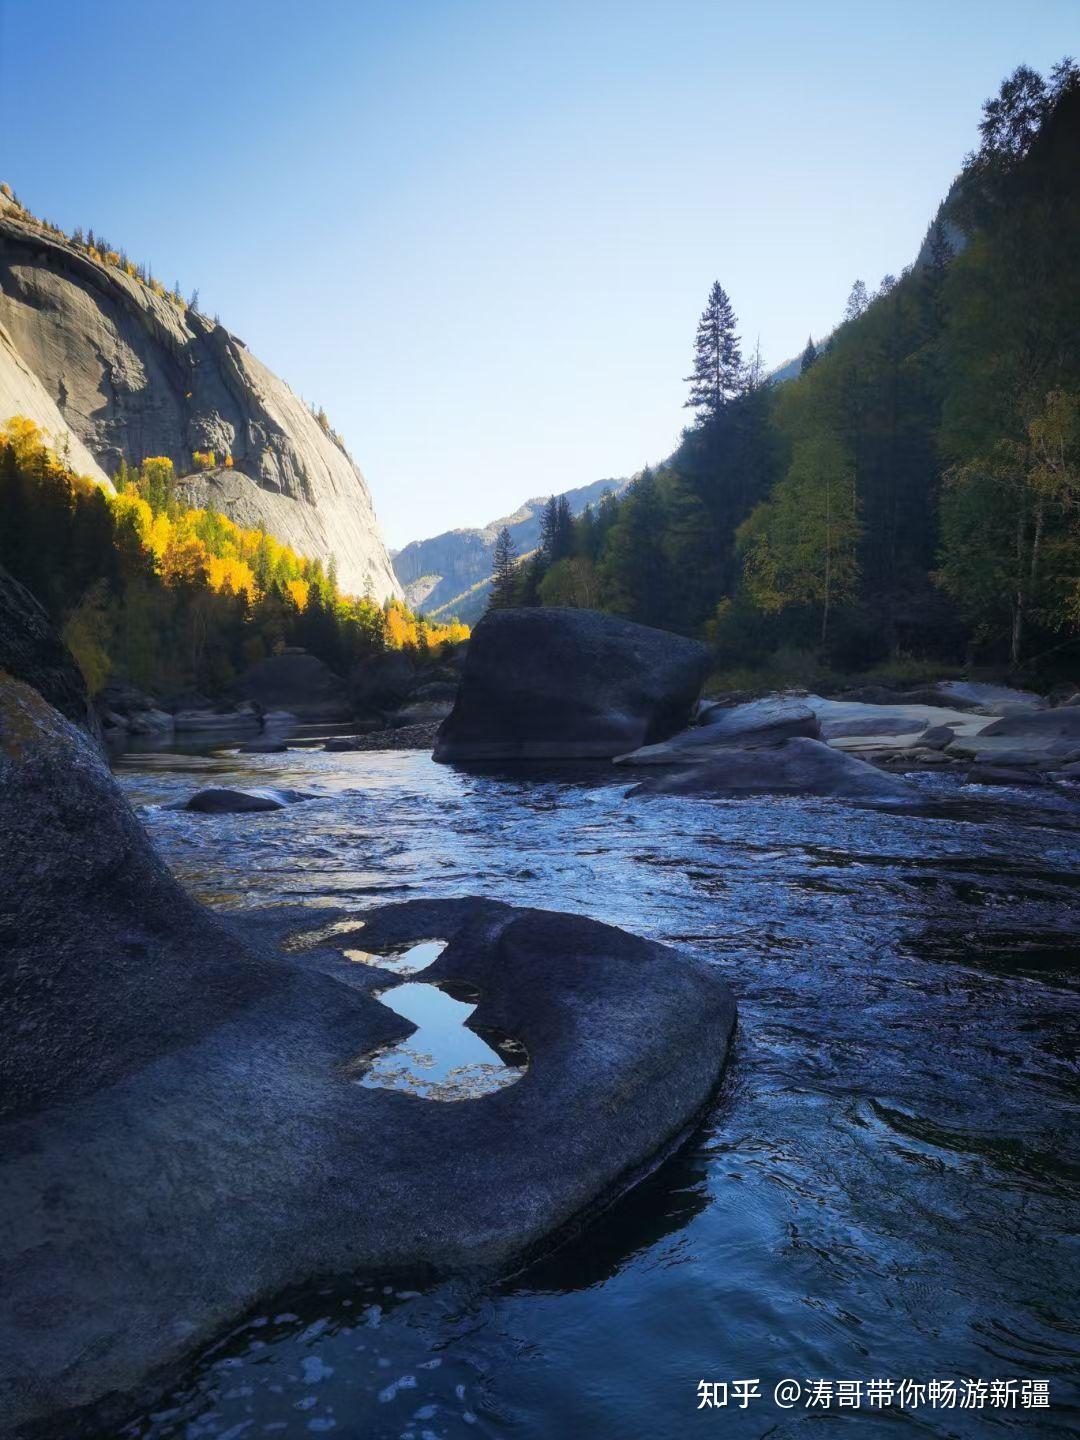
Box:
343;938;447;975
353;975;527;1102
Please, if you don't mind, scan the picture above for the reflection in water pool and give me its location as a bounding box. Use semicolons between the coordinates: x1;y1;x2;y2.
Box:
356;978;525;1101
114;744;1080;1439
345;938;447;975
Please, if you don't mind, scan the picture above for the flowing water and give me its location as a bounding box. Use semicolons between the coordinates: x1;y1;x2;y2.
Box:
112;741;1080;1439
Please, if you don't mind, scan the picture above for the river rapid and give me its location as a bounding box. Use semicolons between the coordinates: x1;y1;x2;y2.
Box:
113;740;1080;1439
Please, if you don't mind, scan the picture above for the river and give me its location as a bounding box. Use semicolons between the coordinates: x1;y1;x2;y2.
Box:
112;740;1080;1439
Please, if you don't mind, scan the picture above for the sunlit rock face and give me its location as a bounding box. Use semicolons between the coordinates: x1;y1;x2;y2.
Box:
0;677;735;1438
0;198;400;600
435;607;710;761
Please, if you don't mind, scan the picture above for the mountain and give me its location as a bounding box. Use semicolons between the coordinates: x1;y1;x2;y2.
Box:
393;475;629;622
0;189;399;600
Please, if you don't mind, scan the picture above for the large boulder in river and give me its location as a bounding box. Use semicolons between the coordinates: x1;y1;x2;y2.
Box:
0;675;735;1435
236;648;351;721
434;607;709;761
627;736;922;806
0;563;101;744
617;697;820;764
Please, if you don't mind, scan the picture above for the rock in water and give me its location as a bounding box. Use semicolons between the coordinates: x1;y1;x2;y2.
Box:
627;736;922;806
434;607;709;761
0;562;102;744
935;680;1047;712
167;786;314;812
0;677;735;1435
0;198;399;600
617;697;820;763
978;708;1080;741
236;649;351;721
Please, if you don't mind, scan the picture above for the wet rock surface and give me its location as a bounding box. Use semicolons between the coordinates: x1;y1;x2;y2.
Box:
627;736;923;806
0;686;734;1436
618;697;820;764
435;607;708;761
166;786;316;812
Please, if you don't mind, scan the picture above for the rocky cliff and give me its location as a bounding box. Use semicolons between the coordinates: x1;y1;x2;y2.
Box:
0;192;400;600
393;474;628;623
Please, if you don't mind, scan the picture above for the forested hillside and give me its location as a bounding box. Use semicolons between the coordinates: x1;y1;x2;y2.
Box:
0;418;466;698
492;63;1080;686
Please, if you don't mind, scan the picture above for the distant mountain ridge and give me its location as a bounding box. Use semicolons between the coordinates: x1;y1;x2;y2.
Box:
393;475;629;622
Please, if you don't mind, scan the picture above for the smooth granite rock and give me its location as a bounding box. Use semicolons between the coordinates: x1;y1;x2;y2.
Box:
435;607;709;761
920;724;958;750
936;680;1047;712
236;650;351;722
978;708;1080;740
626;736;922;806
614;703;820;765
0;203;399;600
804;695;989;752
0;678;735;1435
166;786;315;813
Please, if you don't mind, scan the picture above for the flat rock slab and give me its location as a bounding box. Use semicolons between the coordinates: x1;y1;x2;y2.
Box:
978;708;1080;740
434;607;708;761
946;734;1080;766
0;678;735;1435
618;698;820;764
936;680;1046;712
626;736;923;807
803;695;991;751
166;786;316;812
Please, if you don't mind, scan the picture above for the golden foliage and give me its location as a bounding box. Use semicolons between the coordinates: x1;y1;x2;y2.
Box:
2;416;469;655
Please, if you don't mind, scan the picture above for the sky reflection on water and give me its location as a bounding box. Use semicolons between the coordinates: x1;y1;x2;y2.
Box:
115;746;1080;1439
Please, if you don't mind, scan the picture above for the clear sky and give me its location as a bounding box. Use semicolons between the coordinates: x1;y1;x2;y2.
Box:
1;1;1075;547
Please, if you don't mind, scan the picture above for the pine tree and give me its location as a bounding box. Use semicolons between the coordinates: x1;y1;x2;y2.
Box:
800;336;818;374
684;281;743;424
489;526;518;609
926;219;954;272
538;496;559;559
844;280;869;322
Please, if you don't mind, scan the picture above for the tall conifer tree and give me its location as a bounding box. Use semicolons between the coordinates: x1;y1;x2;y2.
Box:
684;281;743;424
489;526;518;609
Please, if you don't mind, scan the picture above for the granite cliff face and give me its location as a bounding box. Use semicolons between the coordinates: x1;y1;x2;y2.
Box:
393;475;628;623
0;192;400;600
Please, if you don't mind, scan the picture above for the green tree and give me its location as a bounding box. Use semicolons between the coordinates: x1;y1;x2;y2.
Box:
741;433;862;645
938;391;1080;665
489;526;519;610
684;281;743;425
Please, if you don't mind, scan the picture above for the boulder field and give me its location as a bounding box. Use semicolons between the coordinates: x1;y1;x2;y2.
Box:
0;673;735;1437
434;607;709;761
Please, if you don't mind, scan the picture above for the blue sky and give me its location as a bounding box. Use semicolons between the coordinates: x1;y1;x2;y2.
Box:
1;1;1075;546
